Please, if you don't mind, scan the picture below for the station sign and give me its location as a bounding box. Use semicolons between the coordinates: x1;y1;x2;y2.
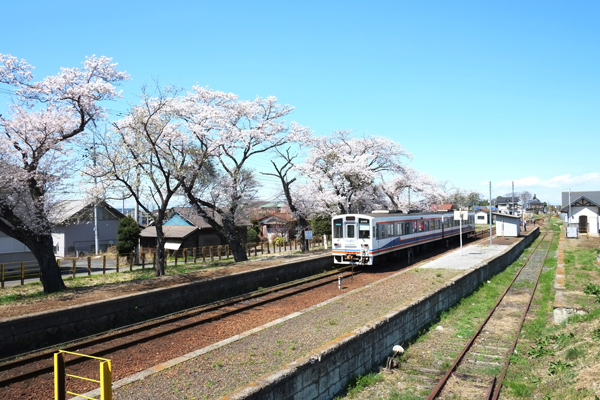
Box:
454;210;469;221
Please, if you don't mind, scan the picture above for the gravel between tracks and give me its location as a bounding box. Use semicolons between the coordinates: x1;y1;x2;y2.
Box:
113;264;462;399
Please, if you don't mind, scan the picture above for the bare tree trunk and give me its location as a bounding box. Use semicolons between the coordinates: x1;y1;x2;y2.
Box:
222;217;248;262
26;234;66;293
154;217;168;276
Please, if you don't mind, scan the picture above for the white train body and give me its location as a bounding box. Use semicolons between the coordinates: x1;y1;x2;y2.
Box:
331;211;475;265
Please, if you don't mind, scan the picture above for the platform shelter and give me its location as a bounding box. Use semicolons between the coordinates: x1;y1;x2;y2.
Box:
494;212;521;237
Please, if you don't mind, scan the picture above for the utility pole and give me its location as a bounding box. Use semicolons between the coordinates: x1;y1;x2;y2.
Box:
459;208;463;256
134;166;140;264
569;188;572;226
93;133;99;255
489;181;493;245
511;181;514;216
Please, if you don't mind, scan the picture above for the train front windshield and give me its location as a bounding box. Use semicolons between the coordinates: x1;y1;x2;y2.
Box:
333;219;343;238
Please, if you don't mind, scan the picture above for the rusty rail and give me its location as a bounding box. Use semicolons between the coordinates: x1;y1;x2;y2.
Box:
426;231;550;400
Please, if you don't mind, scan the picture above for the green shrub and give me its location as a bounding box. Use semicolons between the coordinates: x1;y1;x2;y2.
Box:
117;216;141;255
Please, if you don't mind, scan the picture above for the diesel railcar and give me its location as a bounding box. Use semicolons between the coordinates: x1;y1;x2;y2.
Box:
331;210;475;265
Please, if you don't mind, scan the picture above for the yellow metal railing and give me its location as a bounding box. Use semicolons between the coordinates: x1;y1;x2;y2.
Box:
54;350;112;400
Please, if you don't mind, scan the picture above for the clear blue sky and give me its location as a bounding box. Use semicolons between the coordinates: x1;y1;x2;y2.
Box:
2;0;599;205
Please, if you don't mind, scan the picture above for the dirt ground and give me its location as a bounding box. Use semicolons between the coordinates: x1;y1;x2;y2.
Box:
0;251;330;320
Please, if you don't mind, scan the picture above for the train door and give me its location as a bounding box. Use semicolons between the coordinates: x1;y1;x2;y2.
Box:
345;216;356;244
441;216;445;238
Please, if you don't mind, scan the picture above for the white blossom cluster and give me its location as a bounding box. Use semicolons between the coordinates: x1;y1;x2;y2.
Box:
0;54;128;236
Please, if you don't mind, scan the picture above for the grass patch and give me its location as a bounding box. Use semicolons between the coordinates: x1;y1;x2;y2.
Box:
504;217;600;399
336;372;384;399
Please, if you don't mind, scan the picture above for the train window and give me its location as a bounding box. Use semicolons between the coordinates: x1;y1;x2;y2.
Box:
405;222;410;234
424;221;429;231
359;219;370;238
396;222;402;236
386;224;392;237
333;219;343;238
347;224;355;238
435;220;439;229
419;221;424;232
381;224;386;239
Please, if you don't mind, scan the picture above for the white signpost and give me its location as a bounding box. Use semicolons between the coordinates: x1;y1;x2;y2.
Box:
454;209;469;256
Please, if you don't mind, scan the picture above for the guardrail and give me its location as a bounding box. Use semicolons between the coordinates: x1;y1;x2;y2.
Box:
54;350;111;400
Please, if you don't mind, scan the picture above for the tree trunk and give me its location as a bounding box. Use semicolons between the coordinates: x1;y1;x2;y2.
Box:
154;223;167;276
297;216;309;253
226;232;248;262
219;220;245;262
27;234;66;293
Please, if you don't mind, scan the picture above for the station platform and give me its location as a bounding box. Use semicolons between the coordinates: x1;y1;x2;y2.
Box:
98;230;537;400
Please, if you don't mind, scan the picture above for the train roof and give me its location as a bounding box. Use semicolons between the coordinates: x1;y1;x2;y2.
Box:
334;210;473;218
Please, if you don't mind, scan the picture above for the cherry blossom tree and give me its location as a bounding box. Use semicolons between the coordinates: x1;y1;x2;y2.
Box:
262;147;312;252
178;87;311;262
91;85;213;275
297;131;411;215
0;54;128;293
378;166;445;211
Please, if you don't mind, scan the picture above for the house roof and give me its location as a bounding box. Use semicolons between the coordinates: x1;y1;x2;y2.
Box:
493;212;521;220
257;212;294;223
169;207;221;229
429;204;453;212
140;225;197;239
50;200;126;224
493;196;520;205
561;191;600;208
560;195;600;213
475;208;492;214
167;207;251;228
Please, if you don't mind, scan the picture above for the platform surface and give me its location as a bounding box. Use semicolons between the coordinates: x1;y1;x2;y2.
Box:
420;240;514;270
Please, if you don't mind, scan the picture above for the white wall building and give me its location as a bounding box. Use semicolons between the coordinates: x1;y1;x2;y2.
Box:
494;213;521;237
475;208;494;225
51;200;126;257
561;191;600;236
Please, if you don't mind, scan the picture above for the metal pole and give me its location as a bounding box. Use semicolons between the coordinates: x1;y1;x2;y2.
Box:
511;181;514;216
489;181;492;245
569;188;572;226
93;134;99;255
459;209;463;256
408;186;411;209
134;167;140;264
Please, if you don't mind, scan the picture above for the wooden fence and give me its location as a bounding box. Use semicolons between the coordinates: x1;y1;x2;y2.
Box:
1;235;332;288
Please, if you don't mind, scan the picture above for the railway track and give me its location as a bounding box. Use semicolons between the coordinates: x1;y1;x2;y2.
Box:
0;229;494;398
415;230;554;400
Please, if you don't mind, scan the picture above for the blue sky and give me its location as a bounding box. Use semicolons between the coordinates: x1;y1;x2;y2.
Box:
2;1;599;206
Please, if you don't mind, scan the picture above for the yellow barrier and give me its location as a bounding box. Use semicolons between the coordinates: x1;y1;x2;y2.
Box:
54;350;112;400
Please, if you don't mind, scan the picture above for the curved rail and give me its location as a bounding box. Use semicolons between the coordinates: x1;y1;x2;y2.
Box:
425;230;553;400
